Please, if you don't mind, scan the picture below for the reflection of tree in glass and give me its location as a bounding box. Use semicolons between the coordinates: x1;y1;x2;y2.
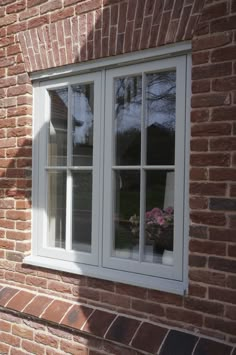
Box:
115;71;176;166
115;71;176;133
146;72;176;131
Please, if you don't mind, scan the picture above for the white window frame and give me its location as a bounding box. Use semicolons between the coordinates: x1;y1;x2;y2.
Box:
25;43;191;295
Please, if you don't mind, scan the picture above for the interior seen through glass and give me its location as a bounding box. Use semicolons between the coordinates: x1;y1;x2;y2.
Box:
113;70;176;265
47;83;94;252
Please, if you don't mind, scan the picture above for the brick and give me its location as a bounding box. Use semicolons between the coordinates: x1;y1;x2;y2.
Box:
26;276;47;288
100;291;129;308
82;310;116;337
41;300;71;323
211;15;236;33
190;196;208;209
6;210;30;221
47;280;71;293
191;138;208;151
6;1;25;14
40;0;62;14
51;8;74;22
200;2;228;22
190;182;226;196
190;167;208;181
189;239;226;256
213;77;236;92
209;257;236;273
210;198;236;211
61;304;93;330
60;340;87;355
0;14;17;27
212;45;236;63
228;244;236;258
147;289;183;306
189;225;208;239
210;168;236;181
189;269;225;286
191;93;231;108
230;184;236;197
0;239;15;250
35;332;58;347
161;331;198;355
132;299;164;317
190;153;230;167
210;137;236;151
131;322;167;354
209;228;236;242
12;324;33;340
188;283;207;298
106;316;140;345
192;51;209;65
192;80;210;94
166;307;203;326
185;297;224;315
22;340;45;355
227;275;236;289
194;338;232;355
190;211;226;226
0;332;20;347
192;32;232;51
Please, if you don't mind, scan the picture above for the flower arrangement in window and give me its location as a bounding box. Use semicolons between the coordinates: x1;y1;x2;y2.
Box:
129;207;174;251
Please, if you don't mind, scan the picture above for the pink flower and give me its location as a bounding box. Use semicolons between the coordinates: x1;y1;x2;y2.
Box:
165;207;174;215
157;216;165;226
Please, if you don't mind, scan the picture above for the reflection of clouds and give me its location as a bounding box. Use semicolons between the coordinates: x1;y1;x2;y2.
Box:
73;92;93;145
58;89;93;145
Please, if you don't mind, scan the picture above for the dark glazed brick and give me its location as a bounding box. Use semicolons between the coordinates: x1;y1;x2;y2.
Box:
41;300;71;323
160;330;198;355
105;316;140;345
132;322;167;353
61;304;93;330
194;338;232;355
0;287;18;306
7;291;35;311
210;198;236;211
82;310;116;337
24;295;52;317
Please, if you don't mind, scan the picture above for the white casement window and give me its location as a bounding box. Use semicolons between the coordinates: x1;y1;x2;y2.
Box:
27;46;191;294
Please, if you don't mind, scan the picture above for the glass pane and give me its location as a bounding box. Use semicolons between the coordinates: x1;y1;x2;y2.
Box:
48;88;68;166
47;171;67;248
72;84;94;166
72;171;92;252
146;71;176;165
143;170;174;264
114;76;142;165
113;170;140;260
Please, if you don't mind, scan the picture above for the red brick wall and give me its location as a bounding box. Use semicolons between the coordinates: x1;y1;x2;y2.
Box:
0;0;236;347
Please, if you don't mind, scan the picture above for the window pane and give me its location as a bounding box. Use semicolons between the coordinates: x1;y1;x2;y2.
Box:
72;171;92;252
146;72;176;165
47;171;67;248
114;76;142;165
48;88;68;166
143;170;174;264
72;84;94;166
113;170;140;260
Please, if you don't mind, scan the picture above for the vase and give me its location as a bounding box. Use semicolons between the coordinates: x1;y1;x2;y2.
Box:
162;250;174;266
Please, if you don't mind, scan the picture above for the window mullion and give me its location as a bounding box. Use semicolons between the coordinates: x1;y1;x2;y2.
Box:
66;85;72;251
139;73;146;263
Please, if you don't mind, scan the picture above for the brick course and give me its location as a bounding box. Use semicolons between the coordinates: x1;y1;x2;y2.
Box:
0;0;236;352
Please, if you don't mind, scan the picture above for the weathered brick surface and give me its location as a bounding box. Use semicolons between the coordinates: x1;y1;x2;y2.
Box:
0;0;235;351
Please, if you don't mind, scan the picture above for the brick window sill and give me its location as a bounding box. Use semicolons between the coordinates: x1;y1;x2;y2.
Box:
0;284;235;355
